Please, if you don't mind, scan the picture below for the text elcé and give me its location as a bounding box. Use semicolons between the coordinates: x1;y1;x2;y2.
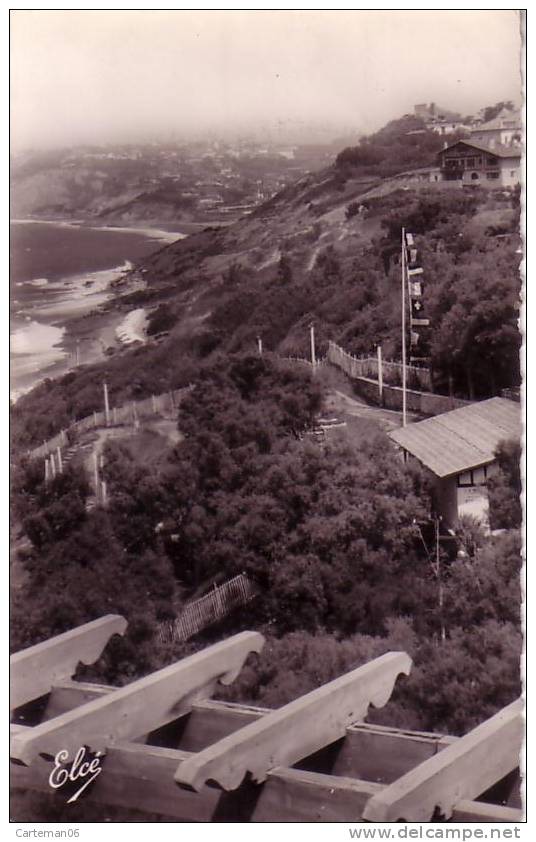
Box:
48;746;103;804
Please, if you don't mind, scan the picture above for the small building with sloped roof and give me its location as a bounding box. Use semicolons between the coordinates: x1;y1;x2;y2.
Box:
437;139;521;188
388;398;521;527
470;107;522;148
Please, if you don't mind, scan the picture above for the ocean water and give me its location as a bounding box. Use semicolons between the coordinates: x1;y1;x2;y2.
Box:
10;220;182;399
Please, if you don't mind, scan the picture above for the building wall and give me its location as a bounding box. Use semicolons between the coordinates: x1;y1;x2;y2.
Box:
350;375;470;416
427;121;470;135
455;462;498;529
432;476;459;527
428;462;499;529
470;128;520;147
456;484;490;526
438;145;520;187
499;158;521;188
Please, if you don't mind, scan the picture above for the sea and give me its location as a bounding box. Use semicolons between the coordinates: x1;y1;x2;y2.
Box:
10;220;183;400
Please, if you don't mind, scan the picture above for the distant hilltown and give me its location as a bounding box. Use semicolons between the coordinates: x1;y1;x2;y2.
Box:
10;132;354;223
10;102;523;224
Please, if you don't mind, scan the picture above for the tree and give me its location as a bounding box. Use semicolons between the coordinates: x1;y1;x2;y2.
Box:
482;101;514;123
277;254;293;285
336;145;385;168
429;252;521;398
345;201;360;220
443;530;522;629
487;439;522;529
12;462;90;551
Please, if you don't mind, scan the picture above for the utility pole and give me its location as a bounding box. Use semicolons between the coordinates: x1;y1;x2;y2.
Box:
257;336;263;356
377;344;383;404
310;323;316;373
401;228;407;427
103;382;110;427
436;516;446;643
415;516;446;645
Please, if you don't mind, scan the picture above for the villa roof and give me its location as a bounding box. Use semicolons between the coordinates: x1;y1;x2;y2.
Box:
439;139;522;160
472;109;521;132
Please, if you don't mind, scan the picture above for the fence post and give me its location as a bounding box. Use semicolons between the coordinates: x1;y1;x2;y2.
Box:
103;382;111;427
93;452;99;501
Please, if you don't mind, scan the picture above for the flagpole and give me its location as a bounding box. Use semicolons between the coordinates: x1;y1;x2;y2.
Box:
401;227;407;428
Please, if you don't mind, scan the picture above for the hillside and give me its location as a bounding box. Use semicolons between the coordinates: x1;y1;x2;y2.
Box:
111;159;520;382
10;115;524;798
11;118;522;451
10;140;340;225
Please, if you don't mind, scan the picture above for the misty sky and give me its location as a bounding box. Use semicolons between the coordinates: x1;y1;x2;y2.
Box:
10;10;523;150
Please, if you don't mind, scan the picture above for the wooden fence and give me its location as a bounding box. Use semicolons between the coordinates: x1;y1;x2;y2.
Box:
272;354;327;371
327;341;470;416
158;574;257;644
327;341;432;391
28;386;193;462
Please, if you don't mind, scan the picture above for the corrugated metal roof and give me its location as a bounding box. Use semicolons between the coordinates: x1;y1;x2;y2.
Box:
388;398;521;478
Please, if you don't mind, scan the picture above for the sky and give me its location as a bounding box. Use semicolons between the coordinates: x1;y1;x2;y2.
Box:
10;9;524;150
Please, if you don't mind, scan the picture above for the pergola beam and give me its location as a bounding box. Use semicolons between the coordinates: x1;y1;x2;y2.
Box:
10;732;521;823
174;652;412;791
10;615;127;711
10;631;264;766
362;698;523;822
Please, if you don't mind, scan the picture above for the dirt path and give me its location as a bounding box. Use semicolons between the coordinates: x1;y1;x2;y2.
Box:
325;389;419;433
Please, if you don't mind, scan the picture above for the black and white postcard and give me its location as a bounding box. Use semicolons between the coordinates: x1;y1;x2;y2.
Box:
9;9;526;833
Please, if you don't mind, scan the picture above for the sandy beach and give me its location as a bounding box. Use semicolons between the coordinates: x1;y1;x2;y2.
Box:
88;224;184;244
10;219;178;399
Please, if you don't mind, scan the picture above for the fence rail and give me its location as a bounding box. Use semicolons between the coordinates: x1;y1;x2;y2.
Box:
275;355;327;371
327;341;470;415
327;341;432;391
158;574;257;644
28;386;193;462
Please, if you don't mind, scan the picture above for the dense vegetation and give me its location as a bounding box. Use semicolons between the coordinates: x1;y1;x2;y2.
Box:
335;114;448;178
488;439;523;530
11;355;522;736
